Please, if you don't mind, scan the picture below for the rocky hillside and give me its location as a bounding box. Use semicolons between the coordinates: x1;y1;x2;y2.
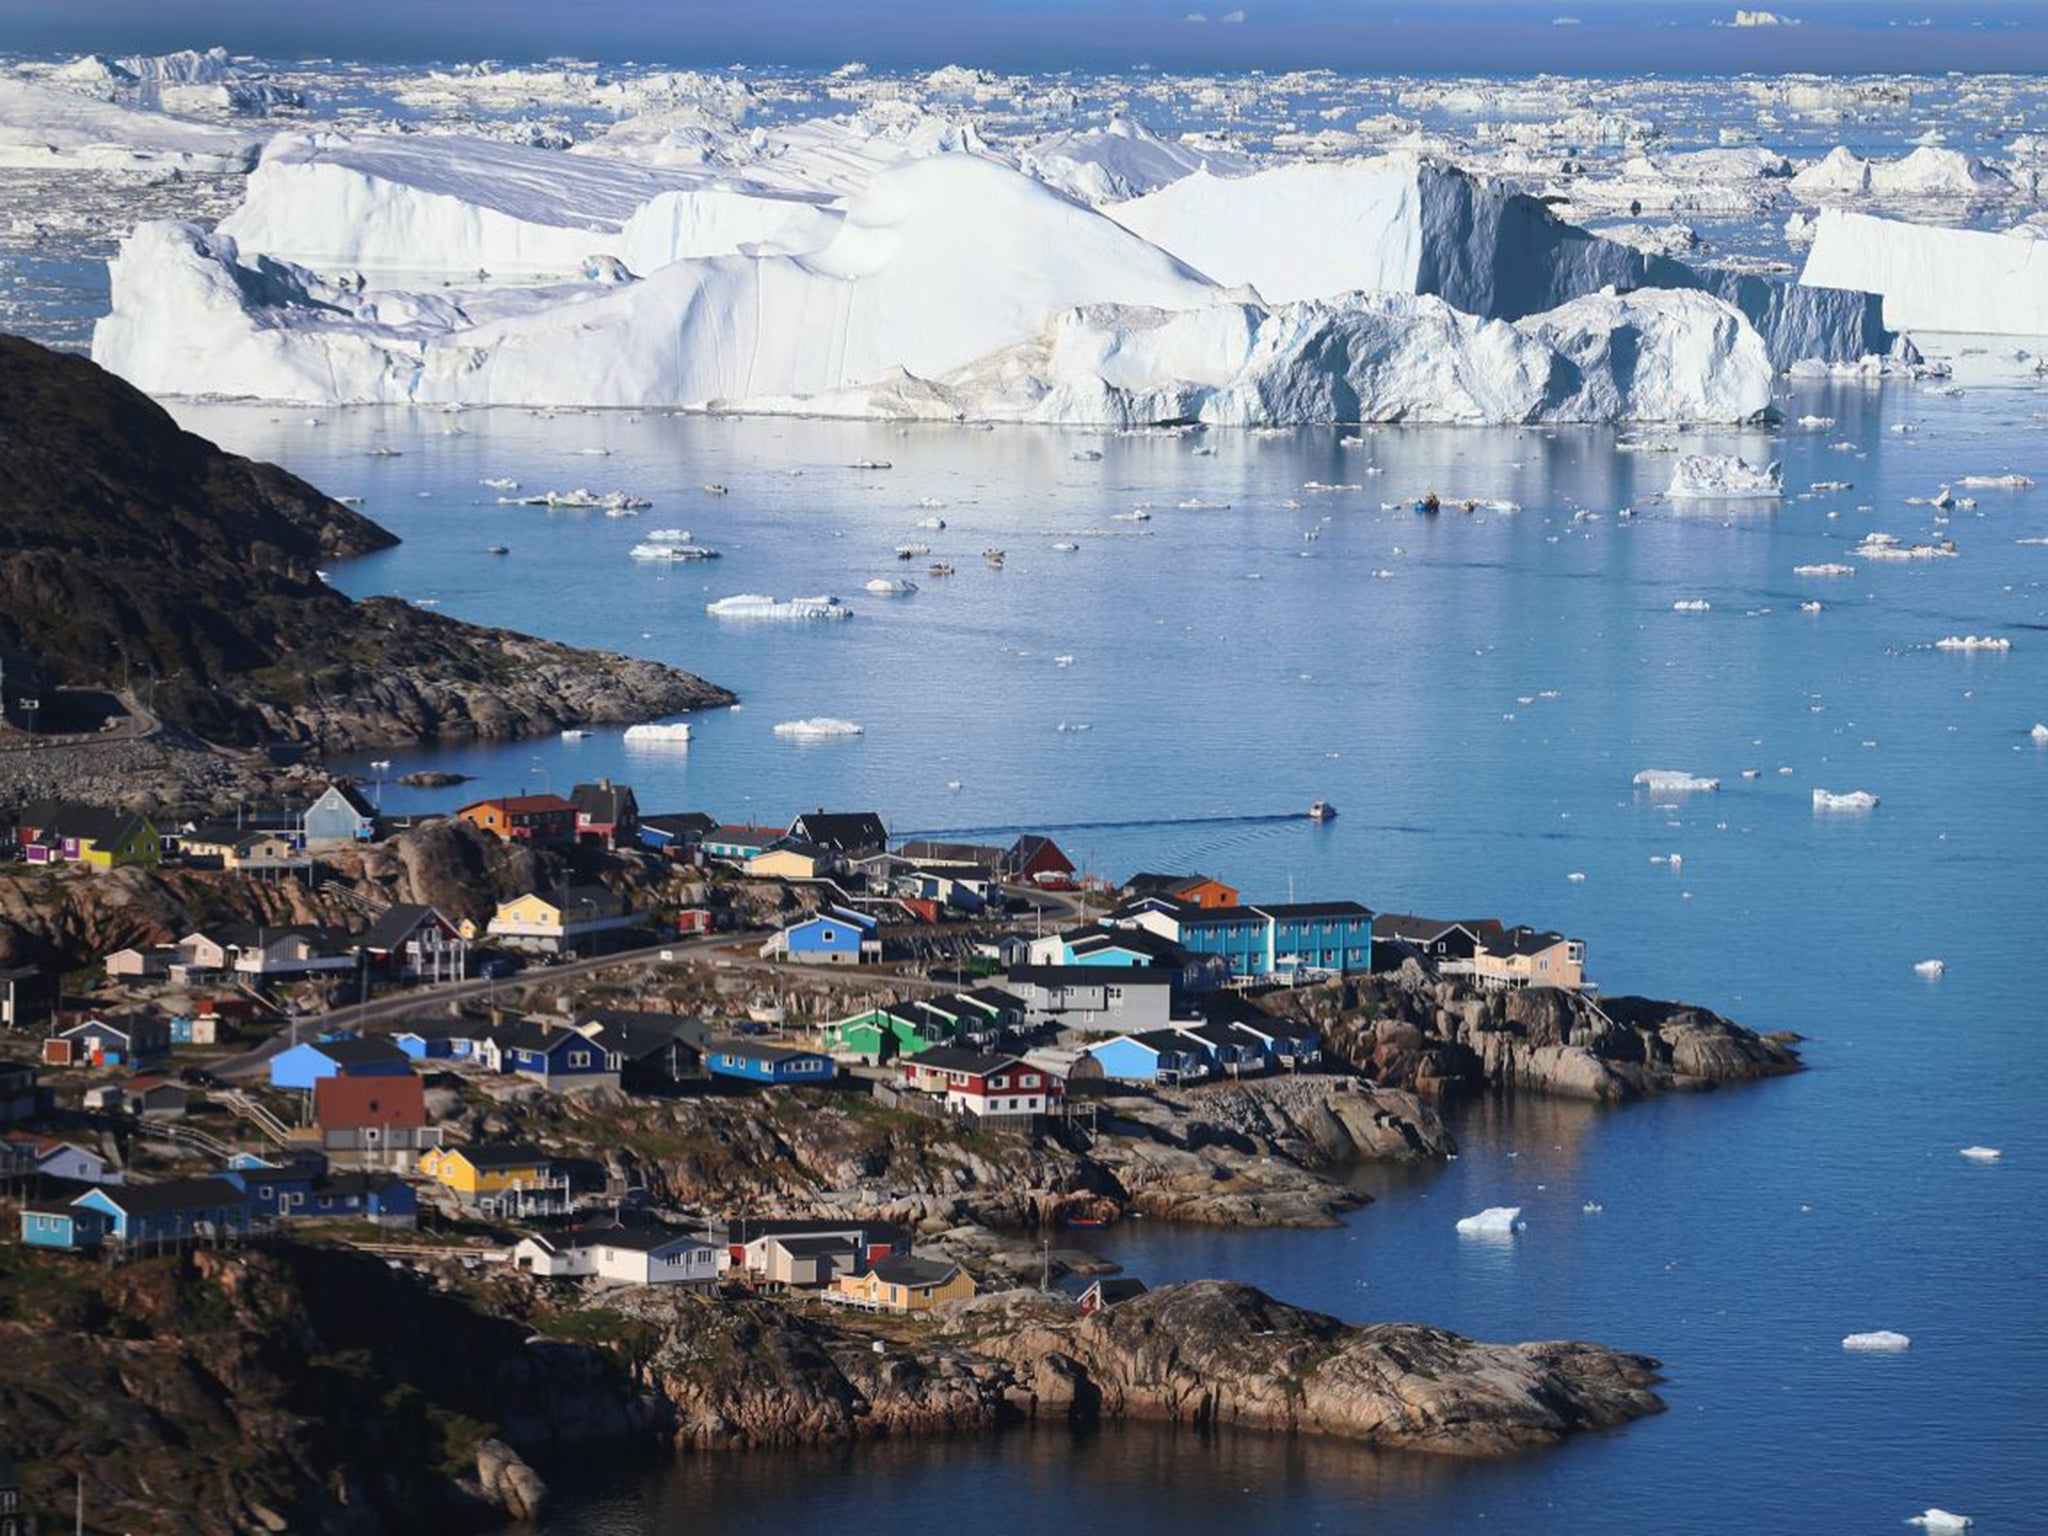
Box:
0;1243;642;1535
1269;965;1802;1101
0;333;731;750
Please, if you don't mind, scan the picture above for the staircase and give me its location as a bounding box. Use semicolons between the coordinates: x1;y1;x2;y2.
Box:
216;1090;299;1147
137;1119;240;1159
320;879;391;921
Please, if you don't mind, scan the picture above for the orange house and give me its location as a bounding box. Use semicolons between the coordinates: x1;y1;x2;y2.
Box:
456;795;578;846
1127;872;1240;910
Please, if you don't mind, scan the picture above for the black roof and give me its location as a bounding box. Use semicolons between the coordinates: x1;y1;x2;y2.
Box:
19;799;153;846
708;1040;826;1066
1250;900;1374;921
898;839;1004;868
640;811;715;837
457;1143;552;1169
1006;964;1174;988
91;1176;248;1216
570;781;638;822
907;1046;1019;1074
1067;927;1188;964
1128;1030;1203;1055
313;1035;412;1067
358;903;448;951
571;1223;707;1253
788;810;889;852
1371;913;1501;941
767;1234;860;1257
312;781;377;817
1486;926;1573;957
723;1216;910;1248
865;1255;961;1287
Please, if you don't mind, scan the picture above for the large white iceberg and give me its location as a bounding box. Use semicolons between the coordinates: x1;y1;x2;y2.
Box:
1017;115;1250;204
0;76;259;172
1792;145;2015;203
92;171;1777;426
1456;1206;1524;1235
1812;788;1879;811
1841;1330;1911;1351
1802;209;2048;337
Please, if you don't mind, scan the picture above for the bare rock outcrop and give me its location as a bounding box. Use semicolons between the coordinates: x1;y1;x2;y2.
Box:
1269;969;1800;1102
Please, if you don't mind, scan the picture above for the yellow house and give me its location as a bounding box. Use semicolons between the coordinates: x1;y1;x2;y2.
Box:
420;1144;567;1215
745;844;831;881
832;1256;975;1313
69;811;162;871
1470;928;1588;991
482;885;631;952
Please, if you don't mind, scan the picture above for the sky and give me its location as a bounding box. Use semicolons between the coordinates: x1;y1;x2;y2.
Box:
3;0;2046;73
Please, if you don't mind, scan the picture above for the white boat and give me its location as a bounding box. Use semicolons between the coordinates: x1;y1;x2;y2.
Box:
983;548;1006;568
623;721;693;743
895;542;931;559
560;728;591;740
706;593;852;621
864;578;919;595
1052;540;1080;552
1309;799;1337;822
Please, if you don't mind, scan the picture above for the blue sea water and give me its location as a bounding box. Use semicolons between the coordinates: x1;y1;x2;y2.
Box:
165;385;2048;1534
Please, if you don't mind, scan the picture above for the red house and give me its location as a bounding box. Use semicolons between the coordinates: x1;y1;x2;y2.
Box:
456;795;578;847
570;780;640;849
1003;834;1076;887
312;1072;441;1155
898;1048;1064;1122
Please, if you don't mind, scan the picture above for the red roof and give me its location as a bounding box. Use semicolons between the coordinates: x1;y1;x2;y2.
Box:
314;1072;427;1130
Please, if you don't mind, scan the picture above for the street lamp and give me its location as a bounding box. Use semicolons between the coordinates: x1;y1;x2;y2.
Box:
370;760;392;808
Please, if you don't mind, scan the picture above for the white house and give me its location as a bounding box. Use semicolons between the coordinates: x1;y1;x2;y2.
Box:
512;1224;719;1288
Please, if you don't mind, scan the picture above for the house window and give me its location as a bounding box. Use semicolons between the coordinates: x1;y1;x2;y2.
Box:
569;1051;591;1068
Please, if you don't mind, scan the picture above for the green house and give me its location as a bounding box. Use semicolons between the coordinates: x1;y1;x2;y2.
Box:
822;1002;955;1062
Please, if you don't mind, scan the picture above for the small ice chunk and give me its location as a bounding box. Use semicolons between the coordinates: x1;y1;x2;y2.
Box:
1934;635;2011;652
772;717;865;739
1567;871;1587;882
1959;1146;2001;1162
1913;959;1945;977
1673;599;1712;613
1907;1511;1973;1530
1635;769;1720;792
1813;788;1879;811
1794;563;1856;577
2030;723;2048;742
1667;453;1782;499
1456;1206;1523;1236
1841;1330;1911;1351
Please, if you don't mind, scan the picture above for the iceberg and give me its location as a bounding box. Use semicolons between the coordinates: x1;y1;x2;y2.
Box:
706;593;852;621
863;577;919;594
0;76;259;172
1813;788;1879;811
93;212;1776;425
1802;210;2048;338
1933;636;2011;652
772;717;865;738
1667;454;1782;499
218;130;840;277
1017;114;1252;204
2032;723;2048;742
1672;600;1712;613
1840;1330;1911;1351
1793;563;1856;577
1955;474;2033;489
622;721;692;743
1634;769;1720;792
1907;1512;1973;1532
1913;959;1946;977
1959;1146;2002;1162
1455;1206;1524;1236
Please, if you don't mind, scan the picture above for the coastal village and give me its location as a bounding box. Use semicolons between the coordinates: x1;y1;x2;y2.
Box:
0;774;1605;1305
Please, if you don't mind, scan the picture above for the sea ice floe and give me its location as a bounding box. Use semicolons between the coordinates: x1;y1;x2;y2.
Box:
1456;1206;1524;1236
1959;1146;2001;1162
1635;769;1720;792
1913;959;1945;977
772;717;864;738
1934;635;2011;652
1672;599;1712;613
1841;1330;1911;1351
1906;1511;1972;1532
1666;453;1782;499
1813;788;1879;811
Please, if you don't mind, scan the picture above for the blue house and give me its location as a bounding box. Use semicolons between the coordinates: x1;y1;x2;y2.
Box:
222;1151;326;1217
1126;900;1373;980
225;1154;417;1226
69;1177;253;1250
391;1019;471;1060
1085;1031;1213;1086
19;1201;108;1251
302;781;378;847
704;1041;836;1086
477;1019;622;1091
269;1035;413;1090
769;906;879;967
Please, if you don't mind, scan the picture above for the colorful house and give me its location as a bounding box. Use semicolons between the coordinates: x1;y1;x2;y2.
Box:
1002;834;1076;886
1369;914;1505;973
53;1013;171;1068
302;781;378;846
831;1255;975;1312
19;1201;107;1251
1004;966;1176;1035
66;1177;253;1251
1124;872;1240;909
420;1143;569;1216
699;823;784;862
762;906;879;966
16;801;162;871
1469;927;1590;991
512;1221;718;1287
456;794;579;847
745;840;834;881
269;1034;413;1091
703;1041;836;1086
312;1072;442;1156
483;886;632;954
356;903;469;983
474;1018;622;1091
1124;900;1374;980
897;1048;1064;1122
0;1062;39;1124
570;779;640;848
637;811;715;854
1083;1031;1214;1085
